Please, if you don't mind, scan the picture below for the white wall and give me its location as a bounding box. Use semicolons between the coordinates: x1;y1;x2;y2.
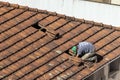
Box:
111;0;120;4
1;0;120;27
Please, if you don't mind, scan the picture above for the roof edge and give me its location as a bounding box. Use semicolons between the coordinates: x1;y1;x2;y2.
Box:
0;1;120;31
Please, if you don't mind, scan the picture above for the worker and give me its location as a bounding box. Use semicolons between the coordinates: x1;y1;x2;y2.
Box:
70;41;97;61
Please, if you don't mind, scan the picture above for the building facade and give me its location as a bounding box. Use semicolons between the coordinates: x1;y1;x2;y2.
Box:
84;57;120;80
88;0;120;5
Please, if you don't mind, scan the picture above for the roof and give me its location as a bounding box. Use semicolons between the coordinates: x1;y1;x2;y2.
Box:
0;1;120;80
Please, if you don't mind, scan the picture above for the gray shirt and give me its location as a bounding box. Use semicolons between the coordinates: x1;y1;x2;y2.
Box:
77;42;95;56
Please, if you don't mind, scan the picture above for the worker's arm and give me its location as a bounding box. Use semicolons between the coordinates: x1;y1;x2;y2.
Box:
69;49;76;56
69;56;82;62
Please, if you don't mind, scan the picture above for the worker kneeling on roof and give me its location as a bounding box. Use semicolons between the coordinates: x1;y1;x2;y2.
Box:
70;41;97;62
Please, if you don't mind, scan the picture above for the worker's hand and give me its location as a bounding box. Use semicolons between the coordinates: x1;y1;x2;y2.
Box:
73;57;82;66
69;49;75;56
69;56;83;66
69;56;80;61
73;57;82;63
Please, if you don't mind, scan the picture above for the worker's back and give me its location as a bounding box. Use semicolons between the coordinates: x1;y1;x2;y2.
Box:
77;42;95;57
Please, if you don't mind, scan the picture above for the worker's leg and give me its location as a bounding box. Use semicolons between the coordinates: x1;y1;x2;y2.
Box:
81;52;95;60
85;56;97;62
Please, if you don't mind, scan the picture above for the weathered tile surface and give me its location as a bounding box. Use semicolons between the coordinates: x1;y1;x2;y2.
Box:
0;1;120;80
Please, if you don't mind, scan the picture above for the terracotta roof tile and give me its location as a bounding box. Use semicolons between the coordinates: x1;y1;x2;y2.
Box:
0;7;14;15
0;1;120;80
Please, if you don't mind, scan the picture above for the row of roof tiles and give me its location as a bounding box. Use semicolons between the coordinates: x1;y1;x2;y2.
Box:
0;1;120;80
0;1;120;30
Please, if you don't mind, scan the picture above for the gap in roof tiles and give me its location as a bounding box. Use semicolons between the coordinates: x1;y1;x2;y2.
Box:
32;22;61;40
32;22;47;33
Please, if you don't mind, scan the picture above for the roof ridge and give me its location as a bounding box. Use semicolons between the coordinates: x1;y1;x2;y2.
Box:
0;1;120;31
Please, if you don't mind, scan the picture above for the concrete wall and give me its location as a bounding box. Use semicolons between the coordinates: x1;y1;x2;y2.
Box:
85;57;120;80
89;0;110;3
0;0;120;27
111;0;120;4
108;57;120;80
85;68;105;80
